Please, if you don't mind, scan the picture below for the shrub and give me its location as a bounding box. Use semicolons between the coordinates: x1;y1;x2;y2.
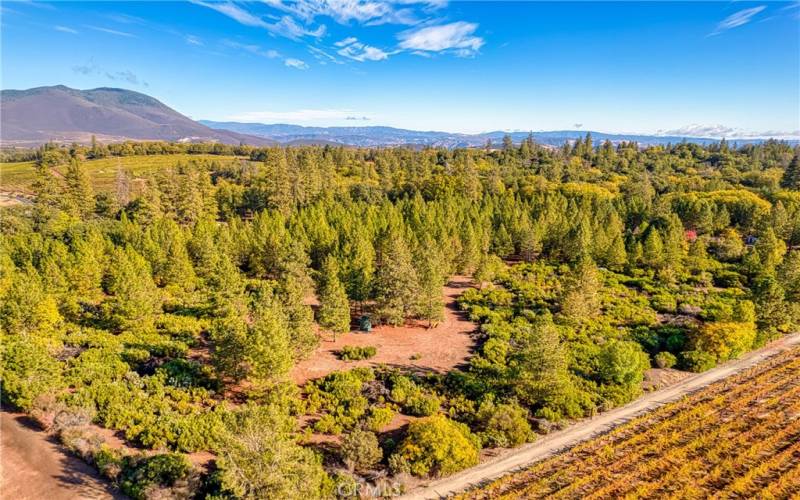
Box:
340;429;382;472
681;350;717;372
654;351;677;369
475;399;533;448
389;414;480;478
389;375;441;416
30;393;65;430
650;293;677;313
364;406;395;432
60;426;105;462
338;345;377;361
119;453;192;500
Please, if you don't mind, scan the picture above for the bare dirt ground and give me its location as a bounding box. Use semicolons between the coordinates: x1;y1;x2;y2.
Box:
292;276;478;385
0;410;122;500
642;367;693;391
400;332;800;500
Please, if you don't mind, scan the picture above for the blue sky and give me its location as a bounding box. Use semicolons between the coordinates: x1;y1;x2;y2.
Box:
2;1;799;137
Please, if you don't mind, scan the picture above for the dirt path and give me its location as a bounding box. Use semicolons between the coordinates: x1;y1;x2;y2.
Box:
401;332;800;500
292;276;477;385
0;411;122;499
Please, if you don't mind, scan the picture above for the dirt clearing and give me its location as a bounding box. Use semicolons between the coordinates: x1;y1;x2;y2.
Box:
292;276;478;385
0;410;121;499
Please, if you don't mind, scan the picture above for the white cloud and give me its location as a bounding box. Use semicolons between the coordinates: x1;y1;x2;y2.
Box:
398;21;483;56
228;109;368;122
658;124;800;139
285;58;310;69
335;37;390;61
54;25;78;34
191;1;325;40
335;36;359;47
87;25;135;37
185;34;203;46
223;39;281;58
709;6;766;36
308;45;345;64
190;1;270;29
262;0;442;26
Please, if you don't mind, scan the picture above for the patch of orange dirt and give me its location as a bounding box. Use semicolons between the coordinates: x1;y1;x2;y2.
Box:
292;276;478;385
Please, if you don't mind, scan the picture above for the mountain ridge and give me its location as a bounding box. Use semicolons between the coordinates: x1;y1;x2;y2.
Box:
0;85;274;146
200;120;796;148
1;85;795;148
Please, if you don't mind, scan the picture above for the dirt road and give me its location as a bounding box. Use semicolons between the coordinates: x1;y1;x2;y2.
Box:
0;411;121;499
401;332;800;499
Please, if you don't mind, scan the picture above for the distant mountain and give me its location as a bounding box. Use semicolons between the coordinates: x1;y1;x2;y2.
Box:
202;120;795;148
0;86;274;146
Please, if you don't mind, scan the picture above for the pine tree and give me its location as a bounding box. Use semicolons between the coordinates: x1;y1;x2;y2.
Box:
780;154;800;190
62;159;94;218
374;226;419;326
31;163;60;210
317;255;351;339
103;246;160;332
755;227;787;273
415;242;446;327
642;229;664;269
560;256;601;322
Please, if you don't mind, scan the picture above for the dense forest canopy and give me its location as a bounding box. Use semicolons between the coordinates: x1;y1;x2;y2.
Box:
1;135;799;498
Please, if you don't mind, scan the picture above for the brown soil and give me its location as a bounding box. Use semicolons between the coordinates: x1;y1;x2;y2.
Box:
0;410;122;500
292;276;478;385
642;367;693;391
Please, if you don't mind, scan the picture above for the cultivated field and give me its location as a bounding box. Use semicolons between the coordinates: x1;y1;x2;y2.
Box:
0;154;246;193
457;347;800;499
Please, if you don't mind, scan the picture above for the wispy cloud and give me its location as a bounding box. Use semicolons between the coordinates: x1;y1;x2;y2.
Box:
307;45;344;65
658;124;799;139
284;58;310;70
223;39;280;58
191;0;325;40
709;6;766;36
185;34;204;46
87;25;135;37
335;37;391;62
72;60;148;87
262;0;443;26
228;108;369;122
54;25;78;34
398;21;483;56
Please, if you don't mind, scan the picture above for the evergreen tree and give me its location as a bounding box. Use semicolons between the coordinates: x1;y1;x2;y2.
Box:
780;153;800;190
317;255;351;339
415;242;446;327
103;246;161;332
560;256;601;322
62;159;94;218
374;226;419;326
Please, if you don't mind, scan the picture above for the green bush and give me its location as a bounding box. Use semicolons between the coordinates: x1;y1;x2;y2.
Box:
338;345;377;361
364;406;395;432
475;399;533;448
119;453;192;500
650;293;677;313
389;375;441;416
681;350;717;372
654;351;677;369
389;414;480;478
340;429;382;472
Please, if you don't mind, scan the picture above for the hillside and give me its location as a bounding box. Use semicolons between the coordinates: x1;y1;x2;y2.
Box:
0;86;274;146
200;120;794;148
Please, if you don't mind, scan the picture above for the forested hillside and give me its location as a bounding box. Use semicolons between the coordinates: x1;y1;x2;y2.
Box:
1;135;799;498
